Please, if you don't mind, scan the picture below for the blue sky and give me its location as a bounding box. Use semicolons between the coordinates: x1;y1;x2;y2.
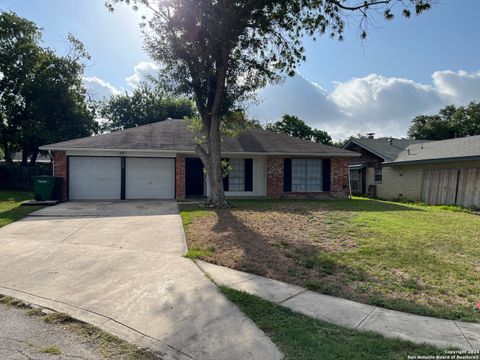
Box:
1;0;480;139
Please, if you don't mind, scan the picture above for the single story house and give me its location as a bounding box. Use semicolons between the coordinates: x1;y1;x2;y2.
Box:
345;135;480;208
343;137;426;195
382;135;480;207
39;119;358;201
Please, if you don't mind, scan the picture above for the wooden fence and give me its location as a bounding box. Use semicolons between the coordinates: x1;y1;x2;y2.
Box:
421;168;480;208
0;164;52;191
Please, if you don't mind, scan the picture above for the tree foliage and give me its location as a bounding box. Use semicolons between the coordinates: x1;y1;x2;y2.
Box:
0;11;97;165
108;0;432;207
408;102;480;140
266;114;332;145
100;82;196;132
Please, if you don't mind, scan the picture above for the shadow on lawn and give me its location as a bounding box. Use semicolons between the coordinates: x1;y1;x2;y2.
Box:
209;207;374;297
231;198;424;214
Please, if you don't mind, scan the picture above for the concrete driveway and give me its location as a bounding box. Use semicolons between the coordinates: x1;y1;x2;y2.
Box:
0;201;281;360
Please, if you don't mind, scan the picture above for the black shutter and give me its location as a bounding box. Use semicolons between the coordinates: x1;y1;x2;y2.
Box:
322;159;331;192
244;159;253;191
222;158;229;191
283;158;292;192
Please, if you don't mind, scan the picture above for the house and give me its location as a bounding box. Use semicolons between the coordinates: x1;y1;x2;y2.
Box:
382;135;480;208
39;119;358;201
0;152;51;164
343;137;426;195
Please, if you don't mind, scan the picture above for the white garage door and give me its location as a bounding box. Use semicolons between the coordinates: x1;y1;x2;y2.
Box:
69;157;121;200
125;158;175;199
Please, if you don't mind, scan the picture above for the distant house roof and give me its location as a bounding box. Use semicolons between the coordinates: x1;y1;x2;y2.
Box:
344;138;428;161
384;135;480;165
40;119;358;157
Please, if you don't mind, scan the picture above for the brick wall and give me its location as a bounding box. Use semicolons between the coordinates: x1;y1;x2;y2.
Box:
266;156;284;198
175;154;186;199
330;158;349;197
52;151;68;201
266;155;350;199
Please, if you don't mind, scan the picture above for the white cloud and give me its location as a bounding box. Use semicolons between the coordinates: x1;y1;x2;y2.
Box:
83;76;120;100
250;70;480;140
432;70;480;103
125;61;159;88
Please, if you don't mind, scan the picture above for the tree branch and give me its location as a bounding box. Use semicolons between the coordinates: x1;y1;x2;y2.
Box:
329;0;392;11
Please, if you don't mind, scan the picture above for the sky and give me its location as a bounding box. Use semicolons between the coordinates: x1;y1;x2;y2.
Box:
1;0;480;140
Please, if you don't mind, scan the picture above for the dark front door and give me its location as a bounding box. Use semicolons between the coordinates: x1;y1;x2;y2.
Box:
186;158;204;197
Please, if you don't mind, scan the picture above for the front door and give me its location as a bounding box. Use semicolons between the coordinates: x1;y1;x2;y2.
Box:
186;158;204;197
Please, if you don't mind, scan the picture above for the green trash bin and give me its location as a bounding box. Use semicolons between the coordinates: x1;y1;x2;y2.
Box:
33;176;56;201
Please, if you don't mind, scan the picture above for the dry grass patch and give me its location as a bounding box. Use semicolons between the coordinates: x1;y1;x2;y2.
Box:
180;198;480;322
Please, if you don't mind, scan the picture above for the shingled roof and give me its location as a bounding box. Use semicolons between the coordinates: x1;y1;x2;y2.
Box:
344;138;428;161
384;135;480;165
40;119;357;157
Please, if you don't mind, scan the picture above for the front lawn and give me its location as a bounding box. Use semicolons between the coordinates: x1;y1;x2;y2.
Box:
180;198;480;322
221;287;445;360
0;190;41;228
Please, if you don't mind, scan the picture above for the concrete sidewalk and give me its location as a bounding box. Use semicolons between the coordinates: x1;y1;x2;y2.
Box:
196;260;480;351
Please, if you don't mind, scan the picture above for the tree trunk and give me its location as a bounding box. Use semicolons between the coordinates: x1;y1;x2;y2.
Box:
21;150;29;167
206;116;229;207
194;116;229;208
29;150;38;167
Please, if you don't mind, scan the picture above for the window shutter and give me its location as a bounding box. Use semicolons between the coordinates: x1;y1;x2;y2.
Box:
222;158;229;191
322;159;331;192
283;158;292;192
244;159;253;191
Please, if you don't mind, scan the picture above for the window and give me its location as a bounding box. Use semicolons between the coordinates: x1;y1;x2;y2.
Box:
228;158;245;191
374;167;383;182
292;159;323;192
350;170;361;192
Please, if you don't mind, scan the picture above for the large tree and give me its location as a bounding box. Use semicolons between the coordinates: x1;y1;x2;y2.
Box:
408;102;480;140
0;12;97;166
266;114;332;145
108;0;432;207
100;82;196;132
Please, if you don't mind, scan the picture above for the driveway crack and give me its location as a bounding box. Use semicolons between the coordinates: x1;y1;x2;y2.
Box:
59;216;98;243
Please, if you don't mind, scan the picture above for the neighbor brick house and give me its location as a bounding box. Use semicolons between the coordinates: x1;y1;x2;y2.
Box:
40;119;358;201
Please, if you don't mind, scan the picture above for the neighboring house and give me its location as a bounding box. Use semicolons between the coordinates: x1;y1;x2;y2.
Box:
383;135;480;208
343;137;426;195
345;135;480;208
39;119;358;201
0;152;51;164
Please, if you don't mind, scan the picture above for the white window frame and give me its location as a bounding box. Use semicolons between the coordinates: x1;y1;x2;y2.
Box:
374;167;383;183
228;158;245;191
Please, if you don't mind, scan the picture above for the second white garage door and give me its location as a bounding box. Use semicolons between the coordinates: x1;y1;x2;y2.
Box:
125;158;175;199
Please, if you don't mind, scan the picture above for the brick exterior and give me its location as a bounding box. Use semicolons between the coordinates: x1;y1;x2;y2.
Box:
52;151;68;201
266;155;350;199
266;156;284;198
175;154;186;199
330;158;350;196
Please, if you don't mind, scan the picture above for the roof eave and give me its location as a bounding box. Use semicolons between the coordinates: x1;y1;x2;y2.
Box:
344;139;389;161
39;146;360;157
383;155;480;166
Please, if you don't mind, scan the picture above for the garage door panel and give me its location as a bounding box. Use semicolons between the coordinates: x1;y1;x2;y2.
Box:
69;157;121;200
126;158;175;199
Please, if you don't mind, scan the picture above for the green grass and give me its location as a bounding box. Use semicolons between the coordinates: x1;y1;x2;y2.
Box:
39;346;62;355
180;198;480;322
185;246;216;259
0;190;41;228
221;287;445;360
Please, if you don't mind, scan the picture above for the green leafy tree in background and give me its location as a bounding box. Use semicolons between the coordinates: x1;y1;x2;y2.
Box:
0;11;97;166
108;0;432;207
266;114;332;145
408;102;480;140
100;81;196;132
